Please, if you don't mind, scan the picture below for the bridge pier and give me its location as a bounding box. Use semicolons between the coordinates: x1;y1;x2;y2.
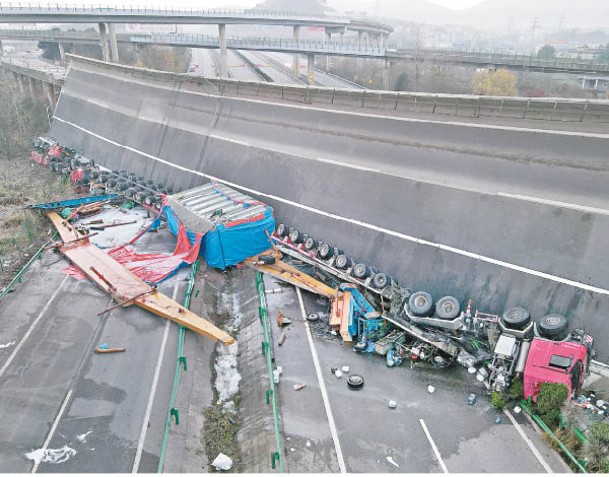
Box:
293;25;300;77
382;59;391;90
98;22;109;62
307;53;315;85
108;23;119;63
58;42;66;65
218;23;227;78
43;81;55;110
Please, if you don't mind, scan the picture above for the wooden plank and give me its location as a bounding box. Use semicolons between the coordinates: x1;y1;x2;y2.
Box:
246;251;337;299
136;293;235;346
49;212;234;345
339;291;353;342
48;211;88;243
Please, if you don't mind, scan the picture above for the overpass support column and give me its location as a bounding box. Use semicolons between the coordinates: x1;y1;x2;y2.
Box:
58;43;66;66
307;53;315;85
358;31;363;47
293;25;300;77
218;23;227;78
108;23;120;63
382;58;391;90
43;82;55;111
27;76;36;96
98;23;110;62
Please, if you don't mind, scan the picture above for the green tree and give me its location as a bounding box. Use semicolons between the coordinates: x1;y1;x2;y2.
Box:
471;69;518;96
584;421;609;472
535;382;568;426
537;44;557;60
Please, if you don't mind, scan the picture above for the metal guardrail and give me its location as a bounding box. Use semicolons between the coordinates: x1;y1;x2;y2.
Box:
0;4;393;33
0;29;386;57
391;48;609;74
256;271;284;472
157;260;198;473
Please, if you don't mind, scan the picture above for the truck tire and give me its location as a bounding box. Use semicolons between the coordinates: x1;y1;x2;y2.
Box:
304;237;318;251
501;307;531;331
306;313;320;323
436;296;460;320
289;229;303;244
318;243;334;260
538;314;569;340
347;374;364;390
351;263;370;280
276;223;288;237
335;255;352;270
408;291;434;317
373;272;390;289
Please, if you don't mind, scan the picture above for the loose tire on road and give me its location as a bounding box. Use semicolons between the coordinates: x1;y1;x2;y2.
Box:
306;313;320;323
538;314;569;340
501;307;531;331
436;296;460;320
408;291;434;317
347;374;365;390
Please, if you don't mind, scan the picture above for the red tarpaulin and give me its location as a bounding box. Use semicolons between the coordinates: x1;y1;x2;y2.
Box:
65;220;203;284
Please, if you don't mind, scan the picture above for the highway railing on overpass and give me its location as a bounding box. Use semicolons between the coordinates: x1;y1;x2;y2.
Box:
1;57;65;85
390;48;609;74
0;28;386;57
0;4;393;33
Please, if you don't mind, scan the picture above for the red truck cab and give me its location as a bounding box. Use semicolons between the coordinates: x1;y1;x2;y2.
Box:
523;336;592;401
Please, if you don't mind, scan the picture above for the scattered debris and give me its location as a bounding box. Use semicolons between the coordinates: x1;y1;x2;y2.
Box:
341;365;350;373
495;417;502;424
278;331;287;346
25;445;77;465
273;369;281;384
388;400;397;409
76;431;93;443
386;456;399;468
334;370;343;379
427;385;435;394
211;452;233;471
306;440;311;447
294;383;306;391
215;343;241;402
0;341;16;350
94;345;126;354
513;405;522;414
467;394;477;405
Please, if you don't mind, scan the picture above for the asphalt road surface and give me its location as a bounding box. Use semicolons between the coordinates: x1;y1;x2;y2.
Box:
0;211;198;473
263;276;571;473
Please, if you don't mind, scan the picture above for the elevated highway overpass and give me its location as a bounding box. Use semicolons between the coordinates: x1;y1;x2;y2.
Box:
46;56;609;361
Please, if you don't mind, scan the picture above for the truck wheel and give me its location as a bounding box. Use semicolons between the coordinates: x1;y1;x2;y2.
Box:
335;255;352;270
501;307;531;331
538;314;569;340
276;223;288;237
347;374;364;390
289;229;303;244
436;296;460;320
408;291;434;317
318;243;334;260
351;263;370;280
373;272;389;289
306;313;320;322
304;237;318;251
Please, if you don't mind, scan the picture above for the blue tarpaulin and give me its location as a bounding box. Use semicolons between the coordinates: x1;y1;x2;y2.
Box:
163;205;275;270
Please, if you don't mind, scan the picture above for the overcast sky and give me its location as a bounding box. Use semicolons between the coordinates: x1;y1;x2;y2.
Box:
48;0;487;12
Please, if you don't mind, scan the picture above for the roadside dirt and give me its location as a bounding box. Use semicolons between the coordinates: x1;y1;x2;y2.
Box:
0;155;73;290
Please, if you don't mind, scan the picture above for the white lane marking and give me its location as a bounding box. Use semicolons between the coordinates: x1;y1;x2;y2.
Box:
0;275;70;381
317;156;379;173
419;419;449;474
503;409;553;473
498;192;609;216
31;389;73;474
209;133;249;147
68;63;609;139
52;118;609;297
132;281;178;473
296;288;346;474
